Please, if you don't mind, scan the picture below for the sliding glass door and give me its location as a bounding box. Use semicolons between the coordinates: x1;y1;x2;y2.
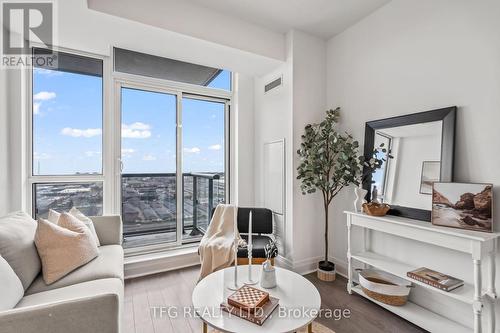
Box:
118;83;228;248
182;96;227;242
120;86;178;247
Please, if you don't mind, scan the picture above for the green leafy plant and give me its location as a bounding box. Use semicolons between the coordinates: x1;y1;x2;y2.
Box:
296;107;386;270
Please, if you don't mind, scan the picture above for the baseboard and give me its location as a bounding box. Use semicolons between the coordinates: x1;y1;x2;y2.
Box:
125;247;200;279
275;254;349;277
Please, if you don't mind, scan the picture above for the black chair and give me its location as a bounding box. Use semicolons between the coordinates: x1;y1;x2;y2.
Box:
210;207;278;265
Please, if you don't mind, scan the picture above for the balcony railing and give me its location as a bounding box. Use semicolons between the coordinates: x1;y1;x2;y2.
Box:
121;172;225;241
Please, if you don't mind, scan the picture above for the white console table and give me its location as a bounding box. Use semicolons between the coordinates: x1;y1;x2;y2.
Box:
345;211;499;333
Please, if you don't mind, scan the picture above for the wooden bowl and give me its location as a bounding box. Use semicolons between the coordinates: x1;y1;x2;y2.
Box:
362;202;390;216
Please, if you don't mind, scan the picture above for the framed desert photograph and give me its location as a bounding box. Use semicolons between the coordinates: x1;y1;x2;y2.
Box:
420;161;440;195
432;182;493;233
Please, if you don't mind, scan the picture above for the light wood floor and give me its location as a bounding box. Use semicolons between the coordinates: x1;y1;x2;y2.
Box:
124;265;427;333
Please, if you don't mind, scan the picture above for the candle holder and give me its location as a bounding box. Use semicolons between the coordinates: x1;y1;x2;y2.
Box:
228;206;243;291
245;210;259;285
245;243;259;285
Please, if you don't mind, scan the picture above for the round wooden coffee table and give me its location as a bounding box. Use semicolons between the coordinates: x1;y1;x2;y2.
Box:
192;265;321;333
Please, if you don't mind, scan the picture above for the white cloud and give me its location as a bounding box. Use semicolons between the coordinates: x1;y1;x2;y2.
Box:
61;127;102;138
142;154;157;161
34;152;51;160
33;102;41;115
33;91;56;101
84;151;101;157
208;144;222;151
121;148;135;158
184;147;201;154
34;68;63;77
122;122;151;139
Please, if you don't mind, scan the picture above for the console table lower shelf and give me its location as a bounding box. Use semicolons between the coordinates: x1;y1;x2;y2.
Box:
351;285;470;333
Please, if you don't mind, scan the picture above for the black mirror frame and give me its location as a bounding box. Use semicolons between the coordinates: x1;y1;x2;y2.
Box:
362;106;457;221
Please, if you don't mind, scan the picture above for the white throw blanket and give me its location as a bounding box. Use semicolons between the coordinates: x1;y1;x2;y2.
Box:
198;204;244;281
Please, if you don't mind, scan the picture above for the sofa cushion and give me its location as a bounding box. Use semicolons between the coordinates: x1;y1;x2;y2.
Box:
17;278;123;308
0;255;24;310
0;211;41;290
26;245;123;295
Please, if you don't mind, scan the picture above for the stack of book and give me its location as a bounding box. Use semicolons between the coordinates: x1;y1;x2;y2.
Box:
220;285;279;326
407;267;464;292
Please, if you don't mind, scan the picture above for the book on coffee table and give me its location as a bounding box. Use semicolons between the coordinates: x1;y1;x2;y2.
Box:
221;296;279;326
407;267;464;292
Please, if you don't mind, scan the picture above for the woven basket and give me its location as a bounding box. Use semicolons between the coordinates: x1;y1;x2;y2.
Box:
358;269;411;306
362;202;390;216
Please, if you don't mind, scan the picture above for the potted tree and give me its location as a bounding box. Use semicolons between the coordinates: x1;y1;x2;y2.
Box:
296;108;366;281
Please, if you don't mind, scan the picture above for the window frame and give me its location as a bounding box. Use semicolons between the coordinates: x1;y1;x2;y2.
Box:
27;46;110;217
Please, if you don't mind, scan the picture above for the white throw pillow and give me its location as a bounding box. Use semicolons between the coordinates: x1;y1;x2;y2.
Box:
0;211;41;290
0;255;24;310
35;214;99;284
69;207;101;247
47;209;60;224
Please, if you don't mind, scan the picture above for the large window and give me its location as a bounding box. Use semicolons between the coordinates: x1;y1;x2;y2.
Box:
29;47;231;251
31;48;104;217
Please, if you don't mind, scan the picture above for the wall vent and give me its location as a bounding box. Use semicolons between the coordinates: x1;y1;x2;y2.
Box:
264;76;282;93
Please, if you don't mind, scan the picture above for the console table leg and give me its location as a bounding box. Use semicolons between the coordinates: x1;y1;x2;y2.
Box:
308;323;313;333
203;322;208;333
473;259;483;333
347;218;353;294
488;240;497;299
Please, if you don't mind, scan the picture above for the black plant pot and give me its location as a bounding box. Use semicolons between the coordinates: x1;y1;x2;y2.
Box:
318;260;335;271
318;261;336;281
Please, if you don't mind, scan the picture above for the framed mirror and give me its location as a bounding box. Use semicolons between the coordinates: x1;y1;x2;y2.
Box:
362;107;456;221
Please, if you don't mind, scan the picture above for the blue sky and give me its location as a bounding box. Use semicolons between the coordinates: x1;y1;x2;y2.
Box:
33;68;229;175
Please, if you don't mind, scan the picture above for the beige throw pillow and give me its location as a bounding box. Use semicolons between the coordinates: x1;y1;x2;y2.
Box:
47;208;100;246
35;213;99;285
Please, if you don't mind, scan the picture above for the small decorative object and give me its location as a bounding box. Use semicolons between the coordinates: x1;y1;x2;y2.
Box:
432;182;493;232
358;269;412;306
227;285;269;311
362;202;390;216
371;185;379;203
420;161;440;194
407;267;464;292
353;186;368;212
261;240;277;288
221;288;279;326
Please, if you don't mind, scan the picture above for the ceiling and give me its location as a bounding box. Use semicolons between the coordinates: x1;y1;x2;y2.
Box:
182;0;390;38
88;0;390;40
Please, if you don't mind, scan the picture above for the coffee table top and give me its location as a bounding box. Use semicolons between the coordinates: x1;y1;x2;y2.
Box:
192;265;321;333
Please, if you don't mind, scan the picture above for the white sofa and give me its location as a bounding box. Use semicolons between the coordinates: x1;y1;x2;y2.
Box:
0;212;124;333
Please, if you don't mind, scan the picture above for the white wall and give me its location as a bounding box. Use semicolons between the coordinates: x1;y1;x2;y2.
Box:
0;66;9;215
254;32;294;262
233;73;255;206
254;30;327;272
326;0;500;329
290;30;327;272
